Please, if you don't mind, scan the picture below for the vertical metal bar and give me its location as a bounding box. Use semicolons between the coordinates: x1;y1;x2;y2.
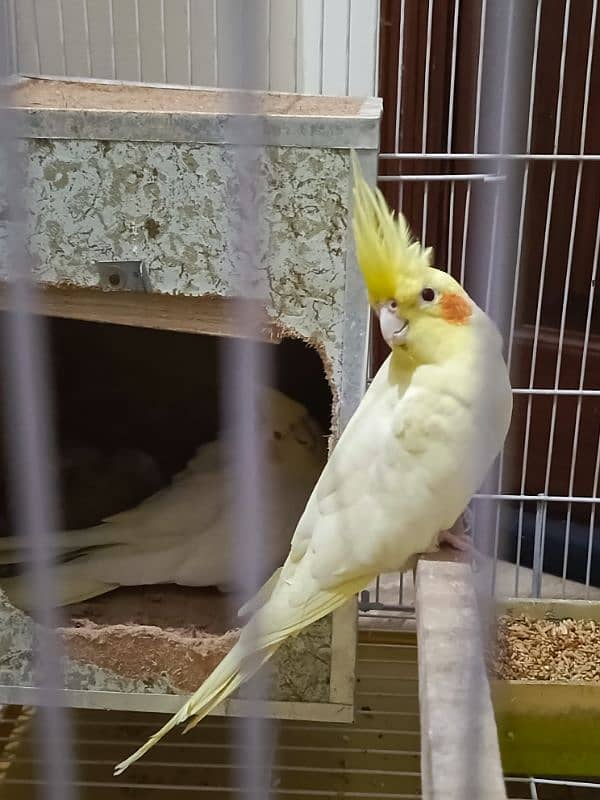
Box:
531;496;547;597
543;0;591;490
364;307;374;385
319;0;324;94
31;0;42;73
56;0;67;74
420;0;433;243
133;0;142;81
0;7;75;796
517;2;570;595
508;0;542;598
459;183;471;285
484;0;515;314
219;4;274;798
445;0;460;274
213;0;218;87
540;0;597;595
487;5;517;590
372;0;380;97
186;0;192;85
344;0;352;95
484;183;500;314
394;0;406;153
513;503;525;597
107;0;116;78
446;0;460;150
447;183;455;273
266;0;272;91
506;0;541;370
83;0;92;77
529;776;540;800
585;433;600;598
421;180;429;244
463;0;530;794
489;501;502;597
294;0;300;92
562;198;600;594
160;0;167;82
473;0;488;151
7;0;17;72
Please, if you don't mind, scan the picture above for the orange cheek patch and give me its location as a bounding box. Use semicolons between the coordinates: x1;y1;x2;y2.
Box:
440;293;472;324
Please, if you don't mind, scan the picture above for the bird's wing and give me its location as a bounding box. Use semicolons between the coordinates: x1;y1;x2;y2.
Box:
286;360;485;592
288;353;407;565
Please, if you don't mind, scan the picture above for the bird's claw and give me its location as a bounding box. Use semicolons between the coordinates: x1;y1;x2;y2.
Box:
438;528;473;552
438;506;480;561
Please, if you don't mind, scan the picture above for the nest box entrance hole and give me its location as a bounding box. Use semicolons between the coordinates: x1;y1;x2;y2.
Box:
0;311;333;645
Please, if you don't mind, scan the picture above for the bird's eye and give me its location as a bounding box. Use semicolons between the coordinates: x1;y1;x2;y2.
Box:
388;299;398;311
421;287;436;303
273;431;282;440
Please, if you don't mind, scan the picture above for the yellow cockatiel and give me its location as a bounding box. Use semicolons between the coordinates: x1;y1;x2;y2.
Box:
114;152;513;775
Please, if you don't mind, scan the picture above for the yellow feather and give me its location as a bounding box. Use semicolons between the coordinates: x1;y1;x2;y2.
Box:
113;573;371;775
350;151;433;305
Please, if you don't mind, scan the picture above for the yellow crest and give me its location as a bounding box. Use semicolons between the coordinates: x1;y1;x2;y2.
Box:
351;151;433;305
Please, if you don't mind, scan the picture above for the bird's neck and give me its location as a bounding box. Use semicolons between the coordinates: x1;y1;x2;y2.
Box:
390;308;498;368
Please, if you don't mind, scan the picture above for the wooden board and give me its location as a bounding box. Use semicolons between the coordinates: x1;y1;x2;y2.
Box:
0;630;421;799
0;285;279;342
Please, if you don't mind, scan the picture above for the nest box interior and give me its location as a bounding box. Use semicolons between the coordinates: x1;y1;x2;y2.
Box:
0;305;333;693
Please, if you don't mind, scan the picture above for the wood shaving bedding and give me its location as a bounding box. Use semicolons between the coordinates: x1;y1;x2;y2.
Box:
492;615;600;682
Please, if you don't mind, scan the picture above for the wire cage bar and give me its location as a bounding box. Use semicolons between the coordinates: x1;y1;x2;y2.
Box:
361;0;600;616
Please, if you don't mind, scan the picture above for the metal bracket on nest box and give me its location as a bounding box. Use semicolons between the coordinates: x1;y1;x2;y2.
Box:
95;260;150;292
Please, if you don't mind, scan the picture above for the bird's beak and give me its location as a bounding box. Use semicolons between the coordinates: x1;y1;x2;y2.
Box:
376;304;409;348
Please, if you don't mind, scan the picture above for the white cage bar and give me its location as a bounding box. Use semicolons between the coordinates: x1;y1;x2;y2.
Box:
362;0;600;616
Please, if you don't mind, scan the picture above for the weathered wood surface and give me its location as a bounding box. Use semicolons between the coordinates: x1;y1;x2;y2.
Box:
416;555;507;800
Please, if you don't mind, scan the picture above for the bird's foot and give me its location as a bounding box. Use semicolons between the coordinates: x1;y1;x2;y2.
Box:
438;528;473;552
438;507;477;558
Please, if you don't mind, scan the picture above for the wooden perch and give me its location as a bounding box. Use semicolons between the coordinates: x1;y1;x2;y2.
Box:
416;552;507;800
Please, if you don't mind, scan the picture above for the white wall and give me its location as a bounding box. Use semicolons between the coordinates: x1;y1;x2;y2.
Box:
7;0;379;97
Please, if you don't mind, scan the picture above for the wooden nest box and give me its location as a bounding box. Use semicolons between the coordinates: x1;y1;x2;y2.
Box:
0;77;382;723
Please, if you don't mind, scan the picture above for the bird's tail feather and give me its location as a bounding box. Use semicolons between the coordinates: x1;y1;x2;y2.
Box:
114;573;370;776
113;639;277;775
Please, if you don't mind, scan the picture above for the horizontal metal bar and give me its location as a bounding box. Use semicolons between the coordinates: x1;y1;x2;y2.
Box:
366;378;600;398
378;173;504;183
379;152;600;161
473;493;599;504
512;388;600;396
506;777;600;790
